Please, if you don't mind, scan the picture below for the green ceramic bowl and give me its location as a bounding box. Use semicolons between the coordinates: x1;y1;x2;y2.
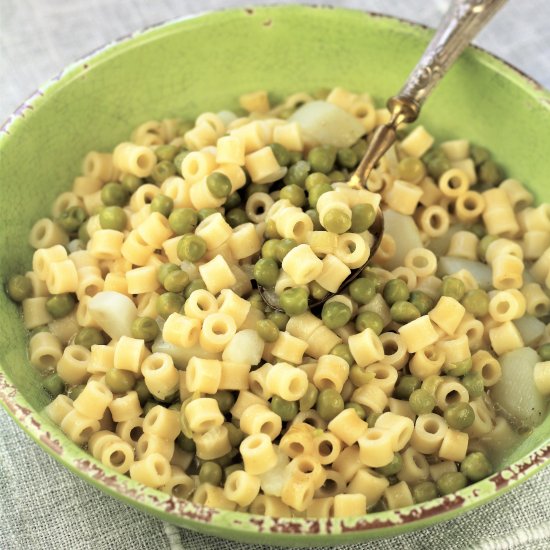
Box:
1;5;549;546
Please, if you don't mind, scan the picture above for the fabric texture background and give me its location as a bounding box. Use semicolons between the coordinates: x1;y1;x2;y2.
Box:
0;1;549;549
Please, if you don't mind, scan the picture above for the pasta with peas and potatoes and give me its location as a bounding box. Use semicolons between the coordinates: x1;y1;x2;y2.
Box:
6;86;550;518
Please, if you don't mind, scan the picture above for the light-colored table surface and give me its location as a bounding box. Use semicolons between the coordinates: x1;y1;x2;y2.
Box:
1;1;549;549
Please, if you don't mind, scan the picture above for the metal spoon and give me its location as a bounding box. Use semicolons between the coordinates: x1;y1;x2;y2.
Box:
261;0;508;311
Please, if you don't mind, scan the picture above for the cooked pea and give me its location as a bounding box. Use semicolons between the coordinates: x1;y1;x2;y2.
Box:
150;194;174;217
280;184;306;207
336;147;358;169
287;151;302;164
207;172;232;198
67;384;86;401
394;375;421;399
538;343;550;361
284;160;310;187
155;144;179;162
156;292;185;319
105;368;135;393
351;138;367;159
256;319;280;343
168;208;198;235
355;311;384;335
437;472;468;495
409;389;435;415
344;402;366;420
470;145;490;167
468;223;486;239
267;311;289;331
422;375;443;396
350;203;376;233
323;208;351;234
142;401;157;416
309;281;328;301
254;258;279;288
261;239;280;260
225;208;249;228
461;372;484;398
299;383;319;412
6;274;32;302
271;396;298;421
57;206;87;234
177;234;207;262
121;174;143;194
349;277;376;305
270;143;291;166
316;388;344;421
307;182;332;208
441;276;465;301
101;182;129;206
198;207;219;221
479;159;502;186
398;157;426;183
151;160;177;184
46;293;76;319
376;453;403;476
306;208;322;230
135;379;151;405
425;150;451;179
226;423;245;447
409;290;434;316
99;205;127;231
322;301;352;329
43;373;64;397
308;146;336;174
168;401;182;412
164;270;190;293
74;327;105;349
244;183;266;200
78;223;90;243
157;263;179;285
305;172;331;192
391;300;420;323
331;343;354;366
263;219;279;240
199;462;223;485
224;192;241;210
444;402;475;430
412;481;438;503
131;316;159;342
383;279;410;305
184;279;206;299
350;365;376;387
248;291;265;311
279;287;309;316
362;270;384;293
328;170;346;182
214;449;238;467
176;433;196;452
275;238;297;262
176;120;194;136
367;412;381;426
460;451;492;481
461;289;489;318
213;390;235;414
445;357;472;377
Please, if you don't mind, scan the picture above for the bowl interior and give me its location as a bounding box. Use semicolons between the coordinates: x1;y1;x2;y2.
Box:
1;5;549;545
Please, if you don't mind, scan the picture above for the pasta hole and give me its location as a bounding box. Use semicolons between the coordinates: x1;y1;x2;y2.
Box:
249;380;264;396
292;221;307;239
173;483;192;499
297;459;315;474
79;427;94;440
412;256;428;268
366;430;382;441
289;442;304;455
130;426;143;441
110;450;126;466
412;454;423;469
424;420;439;434
429;213;442;229
289;377;304;395
447;177;462;190
534;303;548;316
247;437;262;450
514;200;528;211
36;225;47;240
153;459;167;475
40;354;56;368
260;421;275;435
254;502;266;515
445;390;461;405
425;348;436;360
317;440;333;457
496;301;510;314
383;341;398;355
321;477;337;494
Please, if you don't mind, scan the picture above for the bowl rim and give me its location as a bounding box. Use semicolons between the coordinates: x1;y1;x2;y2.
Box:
1;4;549;545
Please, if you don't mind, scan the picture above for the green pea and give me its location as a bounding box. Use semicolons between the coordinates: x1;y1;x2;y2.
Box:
279;287;309;316
177;234;207;262
425;150;451;180
224;192;241;211
309;281;328;301
121;174;143;194
305;172;331;192
376;453;403;476
355;311;384;335
270;143;291;166
164;270;190;293
267;311;289;331
460;289;489;318
345;401;366;420
43;373;64;397
538;343;550;361
479;160;502;186
225;208;249;228
349;277;376;305
316;388;344;421
224;463;244;480
214;449;238;467
151;160;177;184
275;238;298;262
254;258;279;288
398;157;426;183
6;274;32;302
135;380;151;405
101;182;129;206
57;206;87;234
99;205;127;231
78;223;90;244
445;357;473;377
350;204;376;233
460;451;492;482
337;147;358;169
225;423;245;448
468;223;486;239
444;402;475;430
323;208;351;234
184;279;206;299
307;182;332;209
131;316;159;342
391;300;420;323
306;208;322;231
284;160;311;187
46;293;76;319
271;395;299;421
256;319;280;343
261;239;280;260
409;389;436;415
168;401;182;412
470;145;490;167
212;390;235;414
287;151;303;164
67;384;86;401
280;184;306;207
74;327;105;349
155;144;179;162
436;472;468;495
244;183;266;200
383;279;410;305
441;277;465;301
394;375;421;399
176;433;196;452
199;462;223;486
197;208;218;222
461;372;484;399
308;146;336;174
351;138;367;159
157;263;179;285
350;365;376;387
322;301;352;329
328;170;346;183
412;481;438;503
150;194;174;217
248;291;265;311
299;383;318;412
105;368;135;393
422;375;443;396
367;412;380;427
176;120;194;136
331;343;354;366
206;172;232;198
409;290;434;316
157;292;185;319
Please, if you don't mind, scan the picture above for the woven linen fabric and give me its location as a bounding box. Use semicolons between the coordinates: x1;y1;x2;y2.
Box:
1;1;549;549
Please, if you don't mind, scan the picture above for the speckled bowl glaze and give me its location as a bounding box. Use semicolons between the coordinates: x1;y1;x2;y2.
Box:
1;5;549;546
